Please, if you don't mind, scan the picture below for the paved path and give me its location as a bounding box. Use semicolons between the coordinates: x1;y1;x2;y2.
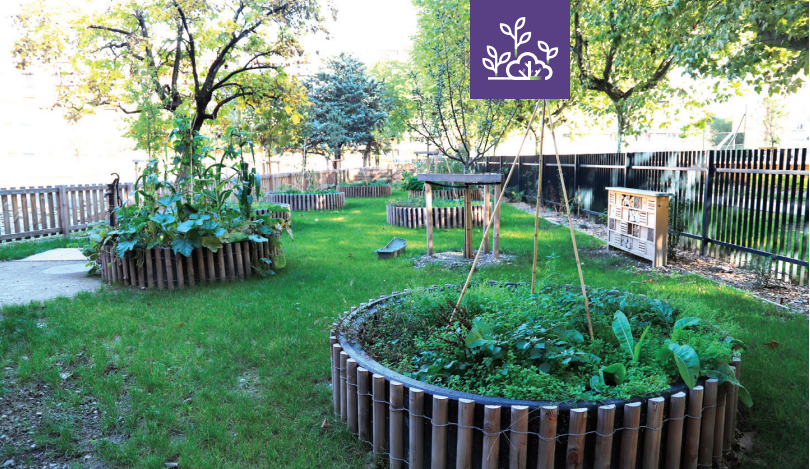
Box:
0;249;102;307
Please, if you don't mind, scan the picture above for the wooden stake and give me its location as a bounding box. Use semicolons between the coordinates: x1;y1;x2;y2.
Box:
347;358;358;434
456;399;475;469
482;405;501;469
509;405;528;469
698;379;719;467
531;101;548;294
619;401;641;469
682;385;705;469
426;183;434;256
358;367;372;444
642;397;665;469
547;105;595;339
451;99;543;322
537;405;558;469
409;388;425;469
431;395;449;469
372;374;386;456
566;408;587;469
665;392;687;469
593;405;615;469
339;351;348;423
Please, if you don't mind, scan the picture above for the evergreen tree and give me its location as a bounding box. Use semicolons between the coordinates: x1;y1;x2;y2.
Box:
304;54;392;167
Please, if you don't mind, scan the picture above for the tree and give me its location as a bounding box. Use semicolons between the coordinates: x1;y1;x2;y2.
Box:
12;0;330;142
760;96;788;147
571;0;705;152
409;0;521;173
678;0;808;95
303;54;391;167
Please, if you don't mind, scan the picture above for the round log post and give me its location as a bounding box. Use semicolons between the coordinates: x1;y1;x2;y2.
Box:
566;408;587;469
593;404;615;469
642;397;665;469
665;392;686;469
431;396;449;469
619;401;642;469
509;405;529;469
537;405;558;469
482;405;501;469
410;388;425;469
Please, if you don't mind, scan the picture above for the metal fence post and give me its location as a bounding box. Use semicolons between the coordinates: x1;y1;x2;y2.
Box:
700;151;716;256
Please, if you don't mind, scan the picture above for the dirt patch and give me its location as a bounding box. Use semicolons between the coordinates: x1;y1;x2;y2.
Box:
0;378;105;469
414;251;516;270
509;202;808;316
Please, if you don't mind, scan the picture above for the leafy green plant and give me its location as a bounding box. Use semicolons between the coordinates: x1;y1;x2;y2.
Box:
400;171;425;191
742;254;776;288
345;283;748;403
272;184;340;195
339;179;388;187
83;116;292;275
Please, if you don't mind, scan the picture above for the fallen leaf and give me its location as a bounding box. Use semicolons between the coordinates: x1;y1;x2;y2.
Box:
763;340;780;349
320;418;331;431
348;253;353;258
738;432;755;452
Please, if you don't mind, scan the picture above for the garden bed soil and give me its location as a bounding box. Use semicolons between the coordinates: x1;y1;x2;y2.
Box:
413;251;515;270
332;289;743;469
508;202;809;316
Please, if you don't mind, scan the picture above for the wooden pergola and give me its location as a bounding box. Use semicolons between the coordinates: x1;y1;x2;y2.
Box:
417;173;505;259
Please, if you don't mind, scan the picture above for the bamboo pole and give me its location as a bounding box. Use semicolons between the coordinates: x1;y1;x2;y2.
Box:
451;99;543;321
547;108;594;339
530;101;548;294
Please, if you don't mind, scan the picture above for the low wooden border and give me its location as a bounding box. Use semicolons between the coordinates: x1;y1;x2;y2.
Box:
254;203;292;222
331;286;743;469
267;192;345;211
386;204;484;229
338;185;392;198
99;238;278;289
408;188;483;200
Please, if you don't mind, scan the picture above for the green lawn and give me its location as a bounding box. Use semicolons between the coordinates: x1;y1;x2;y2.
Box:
0;235;87;261
1;191;806;468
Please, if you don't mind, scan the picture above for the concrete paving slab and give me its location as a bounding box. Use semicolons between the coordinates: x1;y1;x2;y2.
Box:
18;248;88;262
0;260;101;306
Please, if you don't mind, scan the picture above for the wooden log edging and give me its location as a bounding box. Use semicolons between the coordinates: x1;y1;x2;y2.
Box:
253;203;292;222
331;287;744;469
338;185;392;198
266;192;345;211
408;188;483;200
386;204;485;229
99;237;279;289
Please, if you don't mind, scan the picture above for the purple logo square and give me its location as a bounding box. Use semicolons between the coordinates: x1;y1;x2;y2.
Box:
470;0;570;99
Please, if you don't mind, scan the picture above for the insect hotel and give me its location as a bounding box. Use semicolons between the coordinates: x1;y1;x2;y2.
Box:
606;187;674;267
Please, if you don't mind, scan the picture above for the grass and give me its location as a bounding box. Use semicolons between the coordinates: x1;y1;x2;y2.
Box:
0;235;87;261
0;191;806;468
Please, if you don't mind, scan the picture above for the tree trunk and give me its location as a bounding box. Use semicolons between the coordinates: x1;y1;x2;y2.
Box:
615;104;624;154
362;146;371;167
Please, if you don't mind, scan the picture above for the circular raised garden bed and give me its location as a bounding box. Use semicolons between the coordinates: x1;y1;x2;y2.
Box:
387;204;484;229
99;238;279;289
330;285;744;469
339;185;392;198
267;192;345;211
254;203;292;222
409;188;483;200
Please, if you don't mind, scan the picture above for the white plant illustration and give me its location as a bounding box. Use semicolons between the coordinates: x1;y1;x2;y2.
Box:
537;41;559;63
482;46;511;76
484;17;557;81
500;17;531;57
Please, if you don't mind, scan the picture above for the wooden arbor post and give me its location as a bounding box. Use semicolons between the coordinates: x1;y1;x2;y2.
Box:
463;185;473;259
425;183;434;256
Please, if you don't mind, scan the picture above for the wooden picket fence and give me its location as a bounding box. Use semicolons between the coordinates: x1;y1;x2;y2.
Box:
0;167;406;243
0;183;134;242
338;185;393;198
386;204;485;229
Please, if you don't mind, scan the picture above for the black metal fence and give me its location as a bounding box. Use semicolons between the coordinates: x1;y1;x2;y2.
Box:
479;148;809;285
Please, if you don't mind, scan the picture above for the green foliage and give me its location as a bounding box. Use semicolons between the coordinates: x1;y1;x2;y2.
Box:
303;54;392;162
83;118;291;272
271;184;340;195
338;179;388;187
409;0;522;173
348;283;744;402
399;171;425;191
12;0;329;138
